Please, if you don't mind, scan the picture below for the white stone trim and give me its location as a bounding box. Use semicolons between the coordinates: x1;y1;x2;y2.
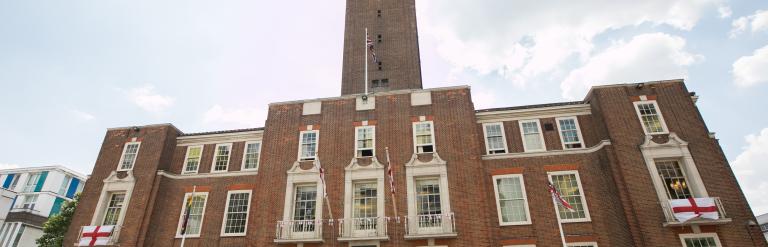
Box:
640;133;708;204
91;171;135;230
411;91;432;106
157;170;258;179
482;140;611;160
476;104;591;124
555;116;585;150
405;153;451;233
492;174;532;226
567;242;598;247
302;101;322;115
176;131;262;146
483;122;509;154
281;160;324;239
342;157;385;238
518;119;546;152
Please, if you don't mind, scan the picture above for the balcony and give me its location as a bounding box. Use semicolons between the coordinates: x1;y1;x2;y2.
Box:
337;217;388;241
661;197;732;227
404;213;457;239
76;225;121;246
274;220;323;243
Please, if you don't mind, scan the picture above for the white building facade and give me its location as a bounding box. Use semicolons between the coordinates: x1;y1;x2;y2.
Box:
0;166;86;247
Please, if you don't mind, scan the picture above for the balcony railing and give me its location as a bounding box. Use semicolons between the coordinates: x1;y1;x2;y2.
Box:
338;217;388;241
274;220;323;243
660;197;731;226
76;225;121;246
404;213;457;239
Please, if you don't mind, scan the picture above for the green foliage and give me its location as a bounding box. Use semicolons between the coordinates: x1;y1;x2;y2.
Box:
37;194;79;247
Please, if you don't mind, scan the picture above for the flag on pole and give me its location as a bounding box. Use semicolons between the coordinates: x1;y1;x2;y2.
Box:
385;148;395;194
366;33;378;63
180;186;196;235
548;182;575;212
316;157;327;197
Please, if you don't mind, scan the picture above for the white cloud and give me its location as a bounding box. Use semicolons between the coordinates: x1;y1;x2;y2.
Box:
417;0;721;88
125;85;175;113
202;105;266;128
718;5;732;19
730;9;768;37
561;33;701;99
70;109;95;121
0;163;20;170
733;44;768;87
732;128;768;215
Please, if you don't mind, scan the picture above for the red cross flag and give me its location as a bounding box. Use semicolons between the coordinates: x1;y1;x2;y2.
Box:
670;197;719;222
78;225;114;246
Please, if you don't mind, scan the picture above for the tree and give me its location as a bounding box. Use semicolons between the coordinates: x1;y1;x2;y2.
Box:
37;194;79;247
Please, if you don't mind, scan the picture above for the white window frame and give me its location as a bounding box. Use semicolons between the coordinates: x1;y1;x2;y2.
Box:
100;192;126;225
21;194;38;209
555;117;585;150
567;242;598;247
182;145;204;174
547;170;591;223
117;142;141;171
58;175;72;195
354;126;376;157
175;192;209;238
518;119;546;152
412;121;436;154
298;130;320;161
483;122;508;154
210;143;233;173
241;141;262;171
679;233;722;247
22;173;40;193
492;174;532;226
220;190;252;237
633;100;669;135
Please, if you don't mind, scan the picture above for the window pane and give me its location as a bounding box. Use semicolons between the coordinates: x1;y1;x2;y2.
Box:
637;103;665;133
300;132;318;159
185;146;202;172
558;118;582;148
684;237;719;247
120;143;140;170
496;177;527;223
656;160;692;199
178;194;206;235
356;127;374;157
550;174;587;220
521;121;543;151
244;143;260;169
213;145;231;171
416;179;441;215
103;193;125;225
486;124;506;152
293;186;317;232
224;192;250;234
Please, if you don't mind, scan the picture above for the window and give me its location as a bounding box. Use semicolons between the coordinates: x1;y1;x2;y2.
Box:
58;175;72;195
8;175;19;190
102;192;125;225
118;142;141;170
183;146;203;174
211;144;232;172
242;142;261;171
353;182;378;219
759;223;767;232
22;173;40;193
299;131;319;161
634;101;668;134
413;121;435;153
519;120;545;152
416;178;441;216
655;160;692;199
20;194;38;210
176;192;208;237
293;185;318;232
556;117;584;149
355;126;375;157
549;171;590;222
492;174;531;225
679;233;721;247
221;190;251;236
483;123;508;154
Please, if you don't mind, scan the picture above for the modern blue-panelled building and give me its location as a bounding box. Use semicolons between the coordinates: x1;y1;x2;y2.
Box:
0;166;86;247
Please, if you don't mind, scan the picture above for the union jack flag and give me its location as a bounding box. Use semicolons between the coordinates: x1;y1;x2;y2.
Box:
548;182;575;212
366;34;378;63
316;157;327;197
385;148;395;194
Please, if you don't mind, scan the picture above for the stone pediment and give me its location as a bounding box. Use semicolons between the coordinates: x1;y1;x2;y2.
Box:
345;157;385;171
287;160;320;174
103;170;135;183
640;132;688;150
405;152;446;167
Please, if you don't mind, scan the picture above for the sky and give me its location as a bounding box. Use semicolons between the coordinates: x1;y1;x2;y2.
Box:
0;1;767;215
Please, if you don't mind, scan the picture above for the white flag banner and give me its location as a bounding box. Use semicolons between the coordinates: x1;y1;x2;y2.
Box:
78;225;114;246
670;197;719;222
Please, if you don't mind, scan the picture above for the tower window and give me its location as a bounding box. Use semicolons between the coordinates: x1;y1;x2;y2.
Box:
377;34;382;43
377;10;381;17
372;79;380;88
381;79;389;87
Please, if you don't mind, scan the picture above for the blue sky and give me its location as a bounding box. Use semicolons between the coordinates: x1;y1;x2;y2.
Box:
1;1;767;215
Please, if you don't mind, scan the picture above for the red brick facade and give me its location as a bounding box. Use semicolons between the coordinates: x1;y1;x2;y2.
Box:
63;1;765;247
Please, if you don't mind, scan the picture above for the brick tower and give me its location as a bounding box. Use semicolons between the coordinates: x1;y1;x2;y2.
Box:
340;0;423;95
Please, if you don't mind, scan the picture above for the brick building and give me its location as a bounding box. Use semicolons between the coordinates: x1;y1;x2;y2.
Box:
64;0;766;246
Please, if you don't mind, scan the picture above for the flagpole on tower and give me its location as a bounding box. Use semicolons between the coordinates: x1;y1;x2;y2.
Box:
548;181;570;247
552;196;567;247
364;28;369;96
180;185;196;247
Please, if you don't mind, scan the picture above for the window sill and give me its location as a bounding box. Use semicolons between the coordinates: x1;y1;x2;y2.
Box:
499;221;532;226
174;235;201;239
560;218;591;224
220;233;247;237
